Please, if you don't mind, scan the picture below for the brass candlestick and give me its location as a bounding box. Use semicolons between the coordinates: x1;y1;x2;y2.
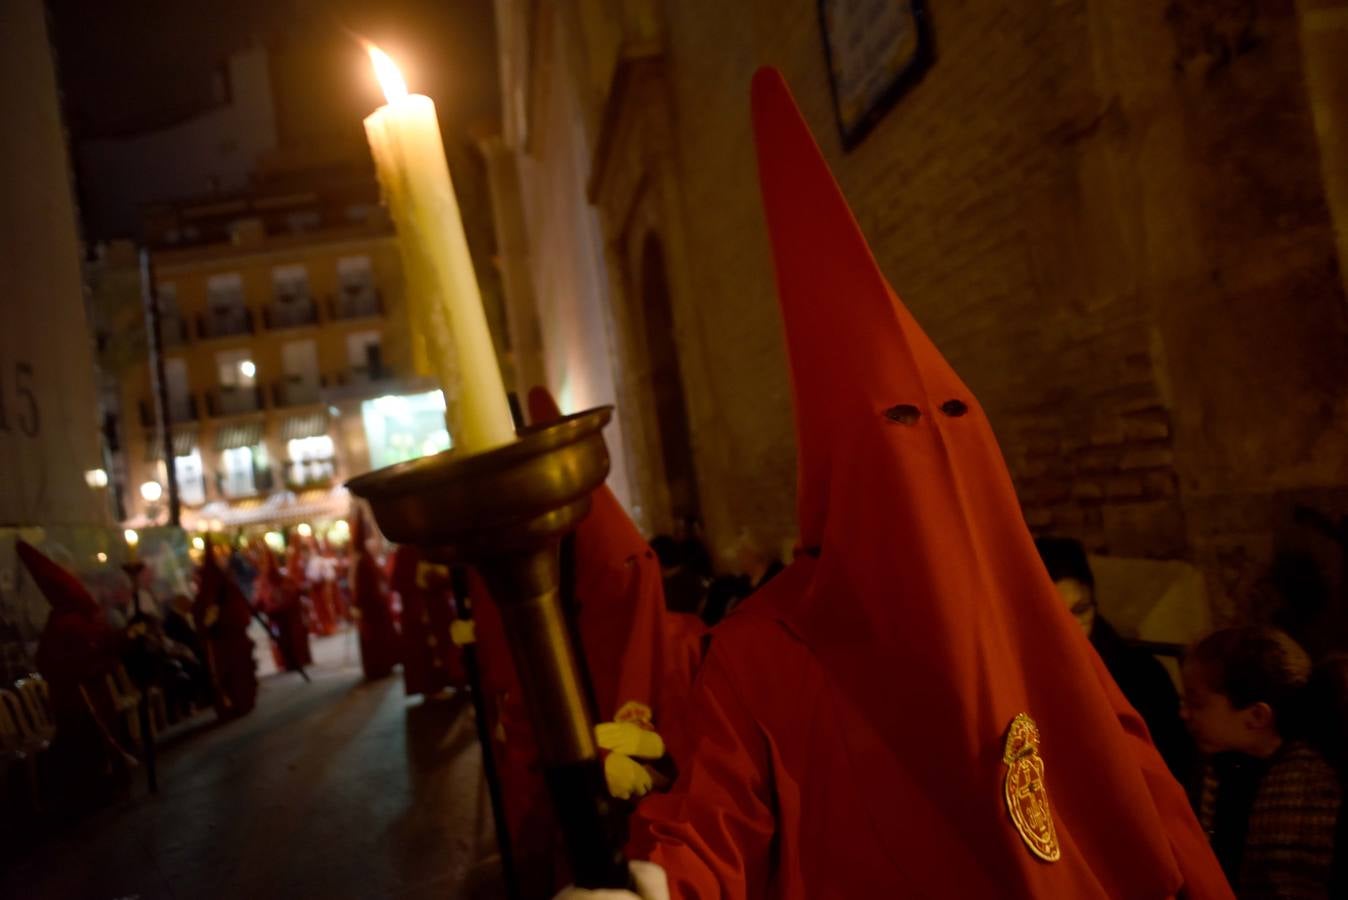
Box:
347;406;628;889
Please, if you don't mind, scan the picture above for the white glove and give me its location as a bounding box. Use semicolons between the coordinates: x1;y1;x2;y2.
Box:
552;861;669;900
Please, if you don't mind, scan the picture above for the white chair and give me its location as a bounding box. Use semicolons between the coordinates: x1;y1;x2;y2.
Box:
14;676;56;743
104;665;143;746
0;688;47;810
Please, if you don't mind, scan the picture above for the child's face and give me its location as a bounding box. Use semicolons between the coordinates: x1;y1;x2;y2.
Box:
1181;660;1257;755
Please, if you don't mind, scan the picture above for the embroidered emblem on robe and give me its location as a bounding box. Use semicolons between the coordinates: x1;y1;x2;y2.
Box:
1003;713;1061;862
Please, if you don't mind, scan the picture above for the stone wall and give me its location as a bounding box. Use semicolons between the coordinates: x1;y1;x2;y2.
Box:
499;0;1348;626
0;0;107;530
655;0;1348;618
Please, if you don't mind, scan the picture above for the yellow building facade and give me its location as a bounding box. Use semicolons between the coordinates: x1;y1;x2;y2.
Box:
119;217;431;529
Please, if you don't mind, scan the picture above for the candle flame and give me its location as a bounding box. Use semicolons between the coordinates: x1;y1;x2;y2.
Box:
368;44;408;102
124;529;139;548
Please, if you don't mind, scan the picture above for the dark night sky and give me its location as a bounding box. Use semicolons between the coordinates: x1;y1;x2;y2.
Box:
49;0;500;138
47;0;501;240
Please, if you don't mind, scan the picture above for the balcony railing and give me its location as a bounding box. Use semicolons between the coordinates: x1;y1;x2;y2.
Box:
216;465;275;500
335;364;390;387
271;377;325;408
139;394;198;427
263;297;319;330
285;459;336;492
207;385;265;417
328;288;382;321
160;315;191;348
197;306;255;340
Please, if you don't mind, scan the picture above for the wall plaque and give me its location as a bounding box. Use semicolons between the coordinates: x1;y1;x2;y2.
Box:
818;0;934;150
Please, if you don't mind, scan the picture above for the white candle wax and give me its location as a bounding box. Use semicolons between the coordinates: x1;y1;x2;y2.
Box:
363;53;515;454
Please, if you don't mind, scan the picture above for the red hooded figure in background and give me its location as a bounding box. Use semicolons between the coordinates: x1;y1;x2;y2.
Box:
473;387;704;895
624;69;1231;899
18;539;130;788
391;543;466;697
305;536;342;636
193;544;258;718
255;542;312;673
351;508;399;680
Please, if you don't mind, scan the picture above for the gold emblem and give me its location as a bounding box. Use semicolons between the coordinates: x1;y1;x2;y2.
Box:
1002;713;1061;862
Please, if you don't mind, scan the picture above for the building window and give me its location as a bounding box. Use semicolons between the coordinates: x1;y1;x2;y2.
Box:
269;264;316;328
217;349;257;389
157;283;189;346
335;255;378;318
346;330;384;381
204;272;249;337
219;444;270;498
361;391;451;470
164;357;193;423
286;210;321;233
220;446;255;497
214;349;259;416
280;340;320;406
175;450;206;506
272;265;309;300
287;434;335;488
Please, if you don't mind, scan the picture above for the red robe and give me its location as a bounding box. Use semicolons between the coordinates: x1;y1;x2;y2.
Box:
256;550;312;672
18;540;128;784
630;69;1231;899
471;387;705;891
391;545;466;696
297;542;339;637
193;552;258;717
351;512;399;680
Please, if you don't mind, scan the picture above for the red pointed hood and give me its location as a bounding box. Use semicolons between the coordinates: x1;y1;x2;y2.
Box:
195;535;227;600
748;68;1228;897
17;539;99;617
350;508;370;552
528;386;651;579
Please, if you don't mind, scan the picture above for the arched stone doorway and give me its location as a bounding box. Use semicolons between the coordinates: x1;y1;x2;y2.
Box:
639;232;700;529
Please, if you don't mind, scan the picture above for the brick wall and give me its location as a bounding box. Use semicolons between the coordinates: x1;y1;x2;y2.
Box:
645;0;1348;617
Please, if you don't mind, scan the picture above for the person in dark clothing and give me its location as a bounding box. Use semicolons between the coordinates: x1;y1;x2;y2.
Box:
674;518;715;581
162;592;211;716
1035;536;1196;785
163;593;205;666
1307;655;1348;897
701;531;785;626
1183;627;1341;898
701;573;750;626
652;535;707;616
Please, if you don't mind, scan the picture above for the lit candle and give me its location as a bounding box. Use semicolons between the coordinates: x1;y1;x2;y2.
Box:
124;528;140;562
363;45;515;453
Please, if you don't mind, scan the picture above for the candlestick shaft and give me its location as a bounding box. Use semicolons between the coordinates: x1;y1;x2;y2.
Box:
478;544;628;888
480;546;594;765
348;408;626;887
